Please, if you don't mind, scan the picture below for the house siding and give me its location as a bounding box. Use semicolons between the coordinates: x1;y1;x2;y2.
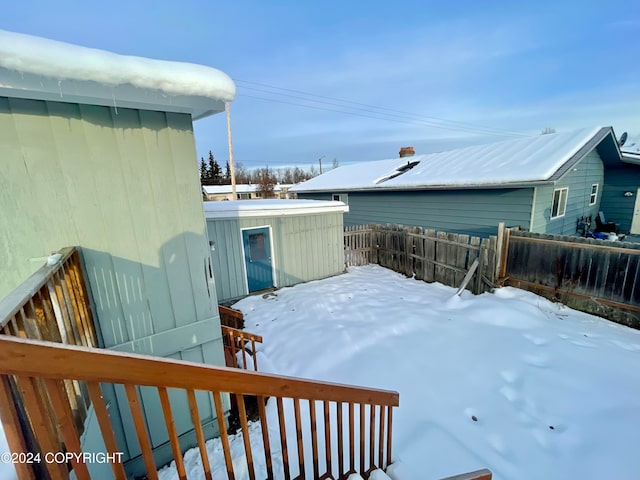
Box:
531;150;604;234
0;97;224;470
601;165;640;233
298;189;534;237
207;211;345;302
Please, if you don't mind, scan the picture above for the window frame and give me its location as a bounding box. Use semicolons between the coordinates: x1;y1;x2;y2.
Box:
551;187;569;219
332;193;348;204
589;183;598;206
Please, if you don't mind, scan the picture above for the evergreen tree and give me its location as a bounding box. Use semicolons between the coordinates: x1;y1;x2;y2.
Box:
224;161;231;183
199;157;209;184
207;151;222;185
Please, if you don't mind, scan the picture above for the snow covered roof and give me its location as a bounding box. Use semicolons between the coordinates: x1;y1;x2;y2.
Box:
291;127;618;193
0;29;235;119
202;184;294;195
204;199;348;219
620;134;640;165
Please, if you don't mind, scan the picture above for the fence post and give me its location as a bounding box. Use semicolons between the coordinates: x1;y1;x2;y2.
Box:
495;222;505;282
498;227;511;283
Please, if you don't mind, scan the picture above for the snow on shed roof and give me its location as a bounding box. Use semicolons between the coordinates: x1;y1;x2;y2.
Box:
204;199;348;219
0;29;235;119
291;127;614;193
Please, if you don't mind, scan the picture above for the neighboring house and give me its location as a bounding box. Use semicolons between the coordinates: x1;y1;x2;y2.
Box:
292;127;635;237
202;183;295;201
0;29;235;477
601;135;640;234
205;199;348;302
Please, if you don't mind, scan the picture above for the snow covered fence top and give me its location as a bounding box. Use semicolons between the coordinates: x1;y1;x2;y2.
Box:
0;29;235;119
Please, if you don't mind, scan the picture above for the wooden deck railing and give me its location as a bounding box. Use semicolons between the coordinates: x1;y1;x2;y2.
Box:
0;335;400;480
0;246;98;464
0;246;98;347
219;305;245;330
221;325;263;371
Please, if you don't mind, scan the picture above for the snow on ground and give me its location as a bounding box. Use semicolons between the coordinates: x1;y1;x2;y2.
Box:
155;264;640;479
0;421;17;479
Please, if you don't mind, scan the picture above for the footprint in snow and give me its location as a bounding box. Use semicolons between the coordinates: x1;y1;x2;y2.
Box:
569;339;596;348
523;333;549;346
521;352;550;368
500;369;520;384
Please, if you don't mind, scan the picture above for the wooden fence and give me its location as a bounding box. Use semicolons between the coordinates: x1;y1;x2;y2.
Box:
502;230;640;328
344;225;499;294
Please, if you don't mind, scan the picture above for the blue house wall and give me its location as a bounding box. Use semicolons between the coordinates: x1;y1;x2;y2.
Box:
601;164;640;233
298;188;534;237
531;150;604;235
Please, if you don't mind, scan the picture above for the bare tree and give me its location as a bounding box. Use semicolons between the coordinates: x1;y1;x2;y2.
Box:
255;167;277;198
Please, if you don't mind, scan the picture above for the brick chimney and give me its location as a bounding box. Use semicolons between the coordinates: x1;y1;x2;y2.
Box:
399;146;415;158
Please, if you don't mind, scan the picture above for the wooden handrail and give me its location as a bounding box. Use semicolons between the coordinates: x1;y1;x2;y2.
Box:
0;335;399;480
0;336;398;405
221;325;262;371
218;305;245;330
440;469;493;480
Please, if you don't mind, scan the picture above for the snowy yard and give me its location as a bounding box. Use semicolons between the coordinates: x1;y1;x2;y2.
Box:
227;265;640;480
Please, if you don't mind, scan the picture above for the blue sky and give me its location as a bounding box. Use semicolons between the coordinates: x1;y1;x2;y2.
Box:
3;1;639;171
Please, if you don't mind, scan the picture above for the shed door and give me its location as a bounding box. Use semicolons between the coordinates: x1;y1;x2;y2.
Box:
631;188;640;235
242;227;274;292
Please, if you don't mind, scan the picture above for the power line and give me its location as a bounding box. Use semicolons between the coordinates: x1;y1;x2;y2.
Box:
238;93;521;136
234;78;529;138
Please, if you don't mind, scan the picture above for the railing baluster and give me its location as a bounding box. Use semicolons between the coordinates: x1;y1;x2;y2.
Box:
187;389;213;480
349;402;355;475
43;378;91;480
378;404;386;468
293;398;305;478
240;334;248;369
323;400;331;478
386;405;393;466
257;395;274;480
158;387;187;480
235;393;256;480
359;403;365;474
276;397;291;480
0;375;35;480
251;339;258;370
213;391;236;480
310;399;319;479
125;384;158;480
15;375;67;480
86;382;127;480
337;402;344;477
69;251;99;347
369;403;376;470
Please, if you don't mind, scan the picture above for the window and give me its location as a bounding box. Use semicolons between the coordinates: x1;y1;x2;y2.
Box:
332;193;348;204
551;187;568;219
589;184;598;206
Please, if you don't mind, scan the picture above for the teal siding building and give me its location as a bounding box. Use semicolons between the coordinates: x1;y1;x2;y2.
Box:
205;200;348;302
0;29;235;477
293;127;634;237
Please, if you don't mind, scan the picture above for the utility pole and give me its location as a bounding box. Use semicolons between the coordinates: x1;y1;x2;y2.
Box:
319;155;325;174
225;102;237;198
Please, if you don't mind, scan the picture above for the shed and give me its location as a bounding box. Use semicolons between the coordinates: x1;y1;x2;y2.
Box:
292;127;631;237
205;199;349;302
0;29;234;477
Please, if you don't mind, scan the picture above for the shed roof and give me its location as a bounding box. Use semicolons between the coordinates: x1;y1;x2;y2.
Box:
291;127;620;193
0;29;235;119
204;199;348;219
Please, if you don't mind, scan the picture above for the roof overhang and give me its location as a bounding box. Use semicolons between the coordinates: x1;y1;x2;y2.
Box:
0;29;235;120
204;200;349;219
0;67;226;119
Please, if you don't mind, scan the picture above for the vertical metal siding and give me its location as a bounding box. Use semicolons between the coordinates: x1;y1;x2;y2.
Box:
207;211;345;302
0;97;224;465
